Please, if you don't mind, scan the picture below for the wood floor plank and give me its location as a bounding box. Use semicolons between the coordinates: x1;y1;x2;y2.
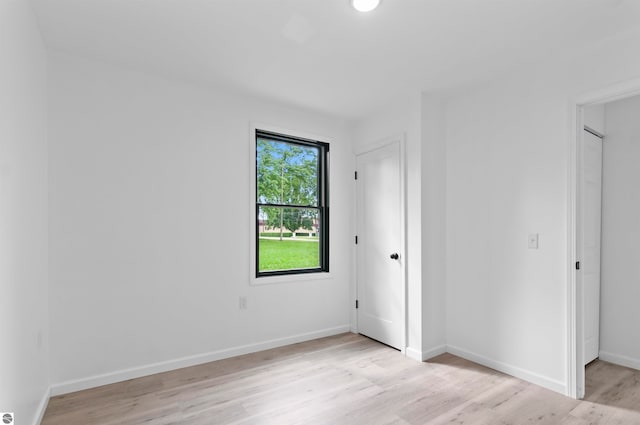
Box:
42;334;640;425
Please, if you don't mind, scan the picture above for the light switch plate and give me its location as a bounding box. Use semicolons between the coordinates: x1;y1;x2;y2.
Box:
528;233;539;249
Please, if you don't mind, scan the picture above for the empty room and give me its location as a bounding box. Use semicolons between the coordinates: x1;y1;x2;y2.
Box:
3;0;640;424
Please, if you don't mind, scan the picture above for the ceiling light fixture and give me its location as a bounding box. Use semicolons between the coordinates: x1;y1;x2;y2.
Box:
351;0;380;12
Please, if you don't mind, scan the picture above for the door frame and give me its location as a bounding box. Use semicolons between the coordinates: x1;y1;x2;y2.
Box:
354;135;408;354
568;77;640;399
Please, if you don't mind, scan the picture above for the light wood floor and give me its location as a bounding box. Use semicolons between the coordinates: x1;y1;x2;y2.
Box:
42;333;640;425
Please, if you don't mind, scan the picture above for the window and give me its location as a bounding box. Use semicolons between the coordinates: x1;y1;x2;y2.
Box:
255;129;329;277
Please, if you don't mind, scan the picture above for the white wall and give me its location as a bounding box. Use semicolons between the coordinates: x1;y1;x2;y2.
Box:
48;53;353;392
444;26;640;394
0;1;50;424
599;95;640;370
421;94;447;357
446;74;569;392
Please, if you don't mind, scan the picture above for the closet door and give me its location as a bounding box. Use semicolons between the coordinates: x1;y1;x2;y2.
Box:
581;129;603;365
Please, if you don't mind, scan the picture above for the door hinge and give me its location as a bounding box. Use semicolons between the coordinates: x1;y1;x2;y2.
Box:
355;300;359;309
576;261;580;270
354;171;358;180
355;235;358;245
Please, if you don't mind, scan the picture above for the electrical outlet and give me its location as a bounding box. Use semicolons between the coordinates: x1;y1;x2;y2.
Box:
239;296;247;310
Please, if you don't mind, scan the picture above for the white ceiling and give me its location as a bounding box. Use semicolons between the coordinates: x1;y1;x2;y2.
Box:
32;0;640;119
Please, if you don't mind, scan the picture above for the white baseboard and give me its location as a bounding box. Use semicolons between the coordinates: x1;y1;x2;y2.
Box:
51;325;350;396
599;351;640;371
422;344;447;361
34;386;50;425
405;347;423;362
446;345;567;395
406;345;447;362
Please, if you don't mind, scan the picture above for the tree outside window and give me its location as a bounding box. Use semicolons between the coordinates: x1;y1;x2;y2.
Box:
255;130;329;276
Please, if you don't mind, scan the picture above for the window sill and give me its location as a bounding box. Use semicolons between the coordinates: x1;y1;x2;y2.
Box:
250;271;333;286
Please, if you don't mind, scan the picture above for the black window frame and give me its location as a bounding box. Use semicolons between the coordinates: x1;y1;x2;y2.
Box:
255;129;329;278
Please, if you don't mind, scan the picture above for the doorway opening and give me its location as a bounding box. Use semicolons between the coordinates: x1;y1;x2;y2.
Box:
570;80;640;399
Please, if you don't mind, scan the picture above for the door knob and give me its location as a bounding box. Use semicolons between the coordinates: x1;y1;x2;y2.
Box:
390;253;399;260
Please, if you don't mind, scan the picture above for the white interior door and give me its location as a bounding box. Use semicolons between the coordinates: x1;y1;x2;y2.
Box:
581;129;603;365
356;141;404;350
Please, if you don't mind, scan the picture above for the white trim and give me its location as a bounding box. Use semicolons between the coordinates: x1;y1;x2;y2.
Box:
248;122;333;286
251;271;334;286
599;351;640;371
353;135;403;156
422;345;447;361
447;345;567;395
50;325;350;396
405;347;423;362
400;135;408;355
406;344;447;362
568;77;640;400
575;77;640;106
354;135;408;354
33;386;50;425
567;102;581;398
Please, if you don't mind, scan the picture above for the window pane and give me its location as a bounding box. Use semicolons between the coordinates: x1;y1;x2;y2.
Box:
256;138;318;207
258;207;320;272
